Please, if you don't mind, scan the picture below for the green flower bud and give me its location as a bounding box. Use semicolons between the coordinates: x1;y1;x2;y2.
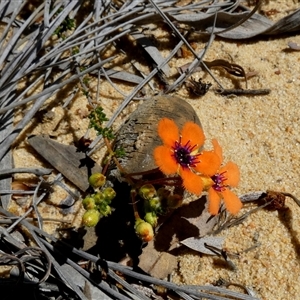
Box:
139;184;157;200
102;187;116;203
82;209;101;227
167;194;183;209
82;196;96;210
144;212;158;227
88;173;106;188
99;203;112;216
94;192;105;205
148;196;161;211
135;219;154;242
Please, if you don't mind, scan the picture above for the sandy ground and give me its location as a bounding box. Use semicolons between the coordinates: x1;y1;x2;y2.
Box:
8;1;300;299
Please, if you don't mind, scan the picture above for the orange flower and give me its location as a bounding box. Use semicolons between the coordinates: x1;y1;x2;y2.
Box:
207;139;242;215
154;118;220;195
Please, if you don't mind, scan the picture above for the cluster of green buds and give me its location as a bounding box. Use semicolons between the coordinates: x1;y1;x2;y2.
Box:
134;184;183;242
81;173;116;227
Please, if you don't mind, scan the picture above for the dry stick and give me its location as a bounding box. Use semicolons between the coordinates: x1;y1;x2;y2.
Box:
45;27;132;69
212;200;274;235
165;0;263;92
32;178;49;230
6;206;35;234
0;217;71;225
23;7;143;76
0;253;25;284
107;269;151;300
99;65;131;98
0;1;27;50
40;239;132;300
176;291;195;300
6;178;48;233
0;206;89;299
210;278;257;298
0;190;34;195
148;0;224;92
0;31;120;111
281;192;300;207
14;246;52;284
0;225;27;250
0;168;52;177
0;74;44;112
0;2;43;69
0;230;52;285
0;57;115;163
217;88;271;96
1;1;77;87
26;222;258;300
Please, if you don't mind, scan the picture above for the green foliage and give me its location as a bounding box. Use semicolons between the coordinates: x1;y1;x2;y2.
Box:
72;47;80;55
82;89;90;97
114;147;126;158
82;76;90;86
53;8;76;39
88;107;115;139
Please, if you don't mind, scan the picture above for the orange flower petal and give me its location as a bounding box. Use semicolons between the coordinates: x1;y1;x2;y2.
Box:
153;146;178;175
154;145;178;175
157;118;179;147
220;161;240;187
208;188;221;215
180;168;203;195
212;138;223;162
221;189;243;215
194;151;221;176
181;122;205;148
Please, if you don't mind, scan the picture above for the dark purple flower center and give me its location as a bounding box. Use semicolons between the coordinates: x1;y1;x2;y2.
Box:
172;138;199;169
211;171;227;192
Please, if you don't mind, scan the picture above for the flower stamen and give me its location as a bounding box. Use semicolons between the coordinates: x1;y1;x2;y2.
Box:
172;137;200;169
211;171;227;192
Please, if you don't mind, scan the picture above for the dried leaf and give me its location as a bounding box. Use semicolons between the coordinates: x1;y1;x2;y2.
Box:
82;227;98;252
91;68;144;84
173;8;300;39
181;236;225;255
131;32;171;77
138;240;177;279
206;59;246;78
27;135;102;191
